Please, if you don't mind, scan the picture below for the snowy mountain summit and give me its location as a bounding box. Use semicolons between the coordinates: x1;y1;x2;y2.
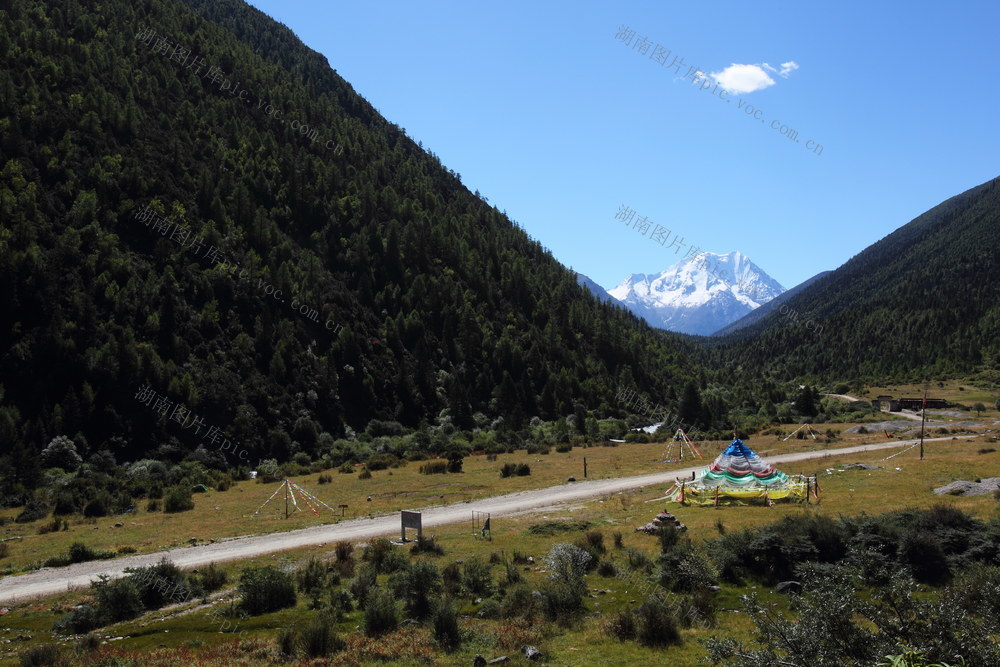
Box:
606;251;785;335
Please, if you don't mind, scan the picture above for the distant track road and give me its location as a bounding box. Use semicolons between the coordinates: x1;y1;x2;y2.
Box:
0;436;973;604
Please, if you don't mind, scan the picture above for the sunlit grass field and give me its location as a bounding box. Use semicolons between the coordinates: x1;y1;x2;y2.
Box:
2;429;997;666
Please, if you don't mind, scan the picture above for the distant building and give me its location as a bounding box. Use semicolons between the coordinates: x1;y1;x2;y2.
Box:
875;395;896;411
896;397;948;410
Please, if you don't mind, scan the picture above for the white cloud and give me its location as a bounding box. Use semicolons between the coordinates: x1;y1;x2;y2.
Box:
778;61;799;78
710;64;776;94
709;60;799;94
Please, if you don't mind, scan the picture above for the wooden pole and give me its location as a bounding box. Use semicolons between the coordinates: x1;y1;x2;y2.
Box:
284;480;289;519
919;387;927;460
583;457;587;478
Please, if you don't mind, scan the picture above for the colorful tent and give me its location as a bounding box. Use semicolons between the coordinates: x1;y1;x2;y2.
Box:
666;438;816;506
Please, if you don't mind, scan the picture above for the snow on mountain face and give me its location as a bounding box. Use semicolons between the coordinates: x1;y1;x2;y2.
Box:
607;251;785;335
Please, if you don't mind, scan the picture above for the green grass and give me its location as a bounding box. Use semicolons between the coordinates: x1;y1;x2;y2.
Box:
2;432;998;665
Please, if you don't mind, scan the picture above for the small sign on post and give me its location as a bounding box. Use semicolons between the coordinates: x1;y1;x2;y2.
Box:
401;510;422;542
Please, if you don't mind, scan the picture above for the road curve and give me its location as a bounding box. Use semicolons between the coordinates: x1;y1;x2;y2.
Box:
0;436;968;604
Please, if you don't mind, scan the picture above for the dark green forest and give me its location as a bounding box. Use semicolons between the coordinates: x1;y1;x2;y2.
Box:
0;0;725;502
710;176;1000;384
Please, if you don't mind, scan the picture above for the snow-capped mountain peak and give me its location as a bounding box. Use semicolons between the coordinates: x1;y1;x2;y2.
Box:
606;251;785;335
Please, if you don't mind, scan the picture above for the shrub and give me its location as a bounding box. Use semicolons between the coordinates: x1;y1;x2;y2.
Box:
390;561;441;620
442;562;462;596
625;547;653;573
93;576;145;624
499;583;539;620
606;608;637;641
334;541;354;562
82;491;111;518
366;454;399;471
199;562;228;593
364;538;408;574
499;463;517;478
539;579;585;624
544;543;591;594
68;542;100;564
555;443;573;453
613;531;624;549
584;530;606;554
432;597;461;651
412;535;445;556
0;542;8;559
299;612;345;658
635;594;682;647
38;517;64;535
358;467;372;480
18;644;64;667
53;603;101;634
129;559;193;609
598;560;617;577
15;498;49;523
163;486;194;513
516;463;531;476
349;565;377;608
146;499;161;512
462;557;494;597
238;566;297;615
660;542;718;593
420;460;448;475
296;557;329;599
215;477;233;492
337;462;354;474
363;588;399;636
317;474;333;484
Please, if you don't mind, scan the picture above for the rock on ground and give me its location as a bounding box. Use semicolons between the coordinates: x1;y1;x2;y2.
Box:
933;478;1000;497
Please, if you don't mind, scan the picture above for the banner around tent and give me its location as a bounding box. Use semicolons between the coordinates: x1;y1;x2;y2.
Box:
665;438;816;506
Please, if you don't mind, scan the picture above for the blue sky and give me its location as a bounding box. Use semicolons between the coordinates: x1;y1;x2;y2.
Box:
246;0;999;291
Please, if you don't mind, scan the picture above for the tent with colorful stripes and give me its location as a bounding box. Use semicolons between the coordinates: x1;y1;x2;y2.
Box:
666;438;817;506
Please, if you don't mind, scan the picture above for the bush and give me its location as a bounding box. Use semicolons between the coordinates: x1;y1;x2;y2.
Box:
337;462;354;474
238;566;297;615
635;594;682;647
349;565;377;608
499;583;539;620
163;486;194;513
583;530;606;554
516;463;531;476
82;491;112;518
432;597;461;651
613;531;624;549
660;542;718;593
420;460;448;475
366;454;399;471
296;557;330;600
462;557;494;597
624;547;653;573
317;474;333;484
364;538;408;574
299;612;345;658
598;560;617;577
555;443;573;453
93;576;145;624
15;498;49;524
358;467;372;480
146;499;160;512
335;541;354;562
390;561;441;620
539;579;585;624
363;588;399;636
606;609;637;641
129;559;193;609
411;535;445;556
18;644;64;667
199;562;227;593
0;542;8;559
53;603;101;634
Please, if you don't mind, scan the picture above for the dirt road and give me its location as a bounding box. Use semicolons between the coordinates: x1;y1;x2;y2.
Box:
0;436;970;605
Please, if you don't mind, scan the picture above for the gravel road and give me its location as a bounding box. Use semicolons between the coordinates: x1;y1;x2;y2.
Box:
0;436;971;605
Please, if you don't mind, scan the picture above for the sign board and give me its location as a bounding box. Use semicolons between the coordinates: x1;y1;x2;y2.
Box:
401;510;422;541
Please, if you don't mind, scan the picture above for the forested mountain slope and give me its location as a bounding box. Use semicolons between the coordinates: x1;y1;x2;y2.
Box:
0;0;705;492
711;177;1000;383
